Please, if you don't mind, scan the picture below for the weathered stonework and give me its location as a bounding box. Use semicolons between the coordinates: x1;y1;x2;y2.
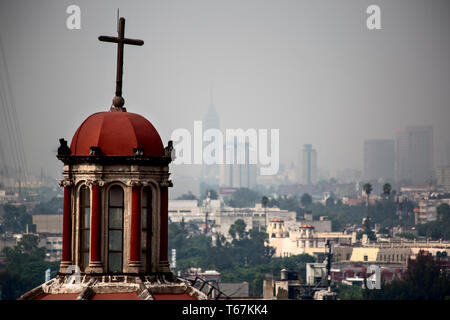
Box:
18;275;208;300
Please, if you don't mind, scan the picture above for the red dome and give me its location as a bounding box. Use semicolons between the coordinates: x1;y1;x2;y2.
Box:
70;111;164;157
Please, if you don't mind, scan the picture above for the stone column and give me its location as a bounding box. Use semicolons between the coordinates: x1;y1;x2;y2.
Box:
87;180;103;273
158;181;171;272
128;181;142;272
59;179;73;273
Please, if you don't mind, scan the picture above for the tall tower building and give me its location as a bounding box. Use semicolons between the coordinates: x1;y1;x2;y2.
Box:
396;125;434;185
200;91;220;186
221;141;257;189
364;139;395;181
300;144;317;185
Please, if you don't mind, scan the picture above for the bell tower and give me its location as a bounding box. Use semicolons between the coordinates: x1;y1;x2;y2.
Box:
56;16;175;276
57;127;174;275
19;16;207;300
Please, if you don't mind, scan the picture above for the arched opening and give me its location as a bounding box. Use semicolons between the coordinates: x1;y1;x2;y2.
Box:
108;185;124;273
141;186;152;272
79;185;90;271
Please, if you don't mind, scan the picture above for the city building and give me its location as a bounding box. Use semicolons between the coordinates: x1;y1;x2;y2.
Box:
169;200;303;240
332;241;450;264
44;236;62;262
182;268;249;299
220;141;258;189
200;93;221;186
396;125;434;185
364;139;395;181
268;223;352;258
330;263;406;287
415;194;450;224
32;214;63;235
263;267;336;300
341;192;383;206
298;144;317;185
436;165;450;191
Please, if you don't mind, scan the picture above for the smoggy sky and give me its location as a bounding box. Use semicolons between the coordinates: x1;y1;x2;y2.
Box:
0;0;449;183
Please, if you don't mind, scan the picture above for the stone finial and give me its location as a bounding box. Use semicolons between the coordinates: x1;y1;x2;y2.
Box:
160;180;173;188
86;179;104;187
165;140;175;160
59;179;74;187
58;138;72;156
126;180;142;187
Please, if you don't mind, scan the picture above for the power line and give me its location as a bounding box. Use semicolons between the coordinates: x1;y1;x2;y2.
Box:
0;35;29;188
0;75;20;178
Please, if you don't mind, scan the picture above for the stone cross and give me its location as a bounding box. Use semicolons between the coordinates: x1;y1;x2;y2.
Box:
99;17;144;109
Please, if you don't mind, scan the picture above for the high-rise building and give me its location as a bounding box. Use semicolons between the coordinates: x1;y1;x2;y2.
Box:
364;139;395;181
220;141;258;189
200;93;220;186
396;125;434;185
299;144;317;185
436;166;450;191
443;141;450;166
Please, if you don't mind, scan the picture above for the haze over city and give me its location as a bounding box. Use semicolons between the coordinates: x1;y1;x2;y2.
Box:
2;0;450;304
1;0;450;195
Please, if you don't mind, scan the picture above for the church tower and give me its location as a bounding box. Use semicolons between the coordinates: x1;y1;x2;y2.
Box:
57;109;173;275
19;17;206;300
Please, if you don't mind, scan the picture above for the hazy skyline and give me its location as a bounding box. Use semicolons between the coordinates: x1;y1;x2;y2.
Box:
1;0;449;185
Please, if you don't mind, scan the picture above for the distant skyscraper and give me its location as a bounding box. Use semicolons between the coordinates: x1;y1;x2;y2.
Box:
364;139;395;181
299;144;317;185
396;125;434;185
203;91;220;130
444;141;450;166
201;92;220;186
436;165;450;191
220;141;257;189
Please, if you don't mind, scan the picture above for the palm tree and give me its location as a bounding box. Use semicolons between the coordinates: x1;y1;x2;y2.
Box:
362;183;376;242
363;183;373;207
262;196;269;230
363;183;373;224
300;193;312;208
383;183;392;200
261;196;269;208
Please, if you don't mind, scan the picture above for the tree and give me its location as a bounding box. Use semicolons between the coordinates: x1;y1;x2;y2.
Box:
300;193;312;208
363;183;373;232
363;183;373;206
227;188;260;208
417;203;450;240
360;217;377;242
202;189;218;200
176;191;197;200
0;234;59;299
365;251;450;300
278;195;299;212
2;204;32;233
383;183;392;200
261;196;269;208
437;203;450;222
396;232;416;240
32;197;63;214
335;284;364;300
325;196;335;208
229;219;247;240
208;189;218;200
